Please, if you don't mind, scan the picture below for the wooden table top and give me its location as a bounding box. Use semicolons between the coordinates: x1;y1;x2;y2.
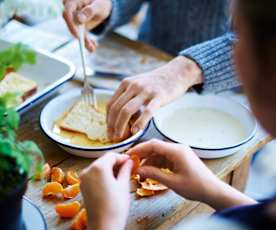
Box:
20;33;271;230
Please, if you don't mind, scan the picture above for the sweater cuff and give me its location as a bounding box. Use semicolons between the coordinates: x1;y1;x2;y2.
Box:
180;33;241;93
91;0;120;35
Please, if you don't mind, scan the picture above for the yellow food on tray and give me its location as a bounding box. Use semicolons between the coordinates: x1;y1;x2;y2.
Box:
0;72;37;101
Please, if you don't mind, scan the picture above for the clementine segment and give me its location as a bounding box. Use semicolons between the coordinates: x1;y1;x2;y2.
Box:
51;167;65;184
130;154;140;175
35;163;51;181
55;201;81;218
63;183;80;199
70;208;87;230
42;182;63;197
66;170;80;185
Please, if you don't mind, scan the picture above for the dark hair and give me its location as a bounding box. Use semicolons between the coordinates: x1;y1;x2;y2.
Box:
237;0;276;66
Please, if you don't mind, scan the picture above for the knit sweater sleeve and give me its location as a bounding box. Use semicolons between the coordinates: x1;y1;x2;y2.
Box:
92;0;143;34
180;33;241;93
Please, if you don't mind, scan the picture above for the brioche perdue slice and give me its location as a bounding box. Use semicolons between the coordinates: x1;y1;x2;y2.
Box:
59;101;109;142
0;72;37;100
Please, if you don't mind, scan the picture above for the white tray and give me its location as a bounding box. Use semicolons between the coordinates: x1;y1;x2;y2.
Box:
0;39;76;113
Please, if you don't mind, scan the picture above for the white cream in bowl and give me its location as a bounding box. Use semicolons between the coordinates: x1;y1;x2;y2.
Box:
161;107;246;149
153;93;257;159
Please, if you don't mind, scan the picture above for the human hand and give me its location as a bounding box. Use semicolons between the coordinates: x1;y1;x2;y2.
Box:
63;0;112;51
128;139;256;210
107;56;203;142
80;152;133;230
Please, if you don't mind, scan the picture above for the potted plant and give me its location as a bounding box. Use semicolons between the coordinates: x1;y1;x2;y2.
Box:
0;93;44;230
0;45;44;230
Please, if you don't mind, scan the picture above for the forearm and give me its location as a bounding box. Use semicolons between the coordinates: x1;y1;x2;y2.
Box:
89;221;125;230
154;56;203;92
203;180;257;211
180;33;241;93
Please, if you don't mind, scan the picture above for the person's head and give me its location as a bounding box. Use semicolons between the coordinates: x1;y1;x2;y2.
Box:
234;0;276;136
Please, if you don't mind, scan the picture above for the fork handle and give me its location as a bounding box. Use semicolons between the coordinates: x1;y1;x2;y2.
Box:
78;24;89;86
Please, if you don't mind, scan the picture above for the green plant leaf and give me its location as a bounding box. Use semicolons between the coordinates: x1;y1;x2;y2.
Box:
0;92;21;108
0;43;36;80
16;141;44;177
0;139;13;156
0;44;44;182
6;108;19;129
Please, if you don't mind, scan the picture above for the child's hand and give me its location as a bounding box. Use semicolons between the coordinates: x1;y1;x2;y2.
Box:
128;139;217;202
128;139;256;210
80;152;133;230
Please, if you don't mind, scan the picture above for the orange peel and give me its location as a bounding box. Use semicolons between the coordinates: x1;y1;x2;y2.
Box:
136;188;155;197
140;178;168;191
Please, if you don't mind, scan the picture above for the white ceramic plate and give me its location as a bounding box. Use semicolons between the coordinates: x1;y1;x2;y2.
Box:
0;39;75;113
22;197;47;230
153;93;257;159
40;89;150;158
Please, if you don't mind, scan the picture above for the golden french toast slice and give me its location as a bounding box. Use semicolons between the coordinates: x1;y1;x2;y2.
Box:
0;72;37;100
59;101;108;142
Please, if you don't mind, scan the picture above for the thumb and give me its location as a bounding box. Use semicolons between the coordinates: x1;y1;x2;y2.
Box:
138;166;172;186
117;160;133;184
77;5;95;24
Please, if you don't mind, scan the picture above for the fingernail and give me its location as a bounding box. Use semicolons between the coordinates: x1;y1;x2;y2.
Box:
132;126;139;134
77;12;87;23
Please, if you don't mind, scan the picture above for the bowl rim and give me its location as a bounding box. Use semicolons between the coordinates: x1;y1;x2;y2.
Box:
152;95;257;151
40;89;150;151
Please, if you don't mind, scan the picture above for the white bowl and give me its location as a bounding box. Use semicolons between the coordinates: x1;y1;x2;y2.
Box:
153;93;257;159
40;89;150;158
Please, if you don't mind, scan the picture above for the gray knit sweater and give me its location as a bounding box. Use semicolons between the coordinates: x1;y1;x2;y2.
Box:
94;0;240;93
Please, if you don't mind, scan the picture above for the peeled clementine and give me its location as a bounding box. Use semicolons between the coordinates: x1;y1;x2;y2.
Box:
130;154;140;175
35;163;51;181
51;167;65;184
55;201;81;218
66;170;80;185
63;183;80;199
70;208;87;230
42;182;63;197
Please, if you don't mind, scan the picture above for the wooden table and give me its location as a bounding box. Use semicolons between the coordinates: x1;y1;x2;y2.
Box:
20;33;271;230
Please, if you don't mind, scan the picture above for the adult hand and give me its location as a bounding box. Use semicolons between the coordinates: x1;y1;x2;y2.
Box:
107;56;203;142
80;152;133;230
63;0;112;51
128;139;256;210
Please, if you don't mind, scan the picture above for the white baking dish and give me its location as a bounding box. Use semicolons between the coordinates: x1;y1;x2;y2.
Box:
0;39;75;113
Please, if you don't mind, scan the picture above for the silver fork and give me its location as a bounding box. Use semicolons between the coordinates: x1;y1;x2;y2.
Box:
78;24;97;109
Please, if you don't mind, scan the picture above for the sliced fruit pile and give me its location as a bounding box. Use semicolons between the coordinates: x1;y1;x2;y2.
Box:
37;164;87;230
36;156;172;229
